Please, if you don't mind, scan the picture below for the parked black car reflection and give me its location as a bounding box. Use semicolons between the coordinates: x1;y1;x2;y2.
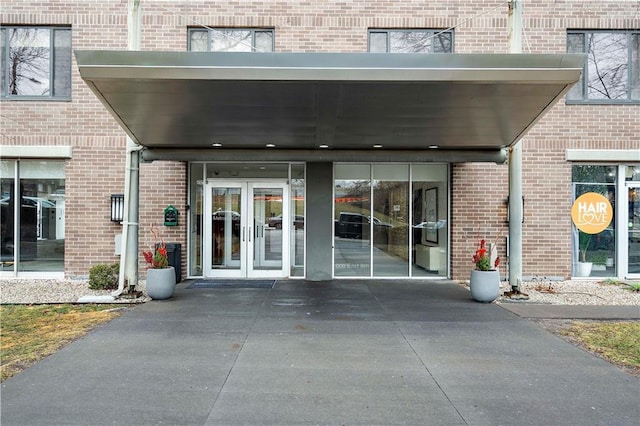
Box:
335;212;392;239
267;214;304;229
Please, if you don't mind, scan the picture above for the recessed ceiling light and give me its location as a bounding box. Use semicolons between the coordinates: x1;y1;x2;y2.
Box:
319;144;329;149
373;144;383;148
428;145;439;149
212;143;222;147
266;144;276;148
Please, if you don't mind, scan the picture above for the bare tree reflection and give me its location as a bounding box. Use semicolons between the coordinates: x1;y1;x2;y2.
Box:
8;28;50;96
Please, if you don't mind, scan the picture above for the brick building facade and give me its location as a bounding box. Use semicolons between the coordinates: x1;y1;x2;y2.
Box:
1;1;638;282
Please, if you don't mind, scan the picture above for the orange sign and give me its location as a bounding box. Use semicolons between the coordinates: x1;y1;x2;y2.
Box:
571;192;613;234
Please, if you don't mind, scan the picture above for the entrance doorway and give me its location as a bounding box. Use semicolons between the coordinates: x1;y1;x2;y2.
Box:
204;180;289;278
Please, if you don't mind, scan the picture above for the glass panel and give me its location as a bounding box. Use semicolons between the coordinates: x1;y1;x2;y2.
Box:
625;165;640;182
53;29;71;98
1;161;15;270
212;29;252;52
390;31;430;53
432;32;452;53
369;32;387;53
189;29;208;52
631;34;639;100
189;164;203;276
206;163;289;179
8;27;51;96
1;28;6;97
629;186;640;274
334;165;371;277
566;33;585;100
572;166;616;277
254;30;273;52
290;164;305;277
372;165;408;277
412;164;448;277
18;161;65;272
586;33;628;100
211;187;241;269
253;188;283;270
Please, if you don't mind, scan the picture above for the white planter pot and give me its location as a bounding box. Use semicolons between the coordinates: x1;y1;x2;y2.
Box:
469;269;500;303
576;262;592;277
146;266;176;300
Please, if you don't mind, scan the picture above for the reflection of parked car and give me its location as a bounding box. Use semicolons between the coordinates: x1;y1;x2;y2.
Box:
212;210;240;220
267;214;304;229
336;212;392;239
212;210;240;231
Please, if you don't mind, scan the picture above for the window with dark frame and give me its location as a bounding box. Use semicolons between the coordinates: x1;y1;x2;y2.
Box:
0;26;72;99
368;29;453;53
188;28;274;52
567;30;639;103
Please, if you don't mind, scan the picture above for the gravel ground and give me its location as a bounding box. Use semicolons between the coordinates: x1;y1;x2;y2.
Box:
1;277;639;305
0;279;151;304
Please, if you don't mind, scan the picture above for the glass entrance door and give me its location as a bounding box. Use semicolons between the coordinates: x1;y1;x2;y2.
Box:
204;181;289;278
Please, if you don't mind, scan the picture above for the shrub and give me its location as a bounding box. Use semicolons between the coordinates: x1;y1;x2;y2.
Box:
88;263;120;290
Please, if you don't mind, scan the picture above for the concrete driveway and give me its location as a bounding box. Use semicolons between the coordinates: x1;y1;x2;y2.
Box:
1;280;638;425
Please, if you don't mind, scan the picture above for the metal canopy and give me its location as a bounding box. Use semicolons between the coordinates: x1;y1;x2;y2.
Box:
75;51;583;154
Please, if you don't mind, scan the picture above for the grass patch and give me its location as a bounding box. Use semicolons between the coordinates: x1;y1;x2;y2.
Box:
561;321;640;374
0;304;125;382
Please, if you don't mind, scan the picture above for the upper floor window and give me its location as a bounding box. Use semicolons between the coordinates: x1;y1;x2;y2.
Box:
188;28;274;52
567;30;639;103
0;26;72;100
368;29;453;53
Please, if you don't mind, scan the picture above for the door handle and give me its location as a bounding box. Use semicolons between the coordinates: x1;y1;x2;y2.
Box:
242;226;245;242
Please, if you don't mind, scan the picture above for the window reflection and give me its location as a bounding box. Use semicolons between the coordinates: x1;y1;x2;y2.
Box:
1;160;65;273
334;164;448;278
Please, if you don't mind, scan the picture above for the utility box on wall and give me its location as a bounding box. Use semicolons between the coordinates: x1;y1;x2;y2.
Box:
164;205;178;226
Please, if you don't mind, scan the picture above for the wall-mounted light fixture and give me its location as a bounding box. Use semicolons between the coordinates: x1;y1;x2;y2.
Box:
110;194;125;223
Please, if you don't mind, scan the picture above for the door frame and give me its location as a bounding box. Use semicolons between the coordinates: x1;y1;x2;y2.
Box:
204;179;290;279
623;181;640;279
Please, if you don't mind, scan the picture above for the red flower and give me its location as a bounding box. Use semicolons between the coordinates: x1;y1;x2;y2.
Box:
142;226;169;269
472;230;502;271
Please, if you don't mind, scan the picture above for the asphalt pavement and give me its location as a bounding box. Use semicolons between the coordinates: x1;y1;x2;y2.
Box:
1;279;638;426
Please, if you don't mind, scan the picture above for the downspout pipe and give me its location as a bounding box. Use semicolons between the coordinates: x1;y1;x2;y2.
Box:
112;0;142;297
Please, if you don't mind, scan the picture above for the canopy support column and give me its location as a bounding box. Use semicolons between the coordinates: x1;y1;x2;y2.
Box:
507;0;525;295
114;0;141;296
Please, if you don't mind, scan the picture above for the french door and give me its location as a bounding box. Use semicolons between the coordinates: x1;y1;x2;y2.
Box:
204;180;289;278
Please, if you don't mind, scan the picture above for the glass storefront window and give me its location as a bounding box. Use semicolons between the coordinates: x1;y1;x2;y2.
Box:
334;163;448;278
1;160;65;273
373;165;409;277
189;163;204;276
290;164;305;277
412;164;448;277
572;165;616;277
334;165;372;277
1;160;16;269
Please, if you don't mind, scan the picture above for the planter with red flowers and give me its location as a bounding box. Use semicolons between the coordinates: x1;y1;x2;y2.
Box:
470;236;501;303
142;226;175;300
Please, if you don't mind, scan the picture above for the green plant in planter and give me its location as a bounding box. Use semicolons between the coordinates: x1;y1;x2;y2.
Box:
578;231;592;263
589;250;609;266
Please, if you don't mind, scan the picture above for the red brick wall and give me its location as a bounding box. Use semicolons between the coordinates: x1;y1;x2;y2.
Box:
2;1;638;279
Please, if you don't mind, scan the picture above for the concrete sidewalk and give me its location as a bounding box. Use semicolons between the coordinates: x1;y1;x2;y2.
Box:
1;280;638;426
